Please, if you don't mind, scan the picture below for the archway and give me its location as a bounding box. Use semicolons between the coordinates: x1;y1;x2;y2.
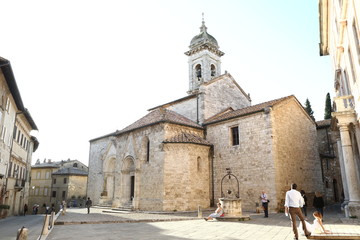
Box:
101;157;116;205
121;156;136;205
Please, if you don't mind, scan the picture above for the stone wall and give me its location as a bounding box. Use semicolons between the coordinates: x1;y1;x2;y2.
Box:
87;137;110;205
167;97;198;124
206;111;274;211
163;143;211;211
68;175;87;201
89;122;209;211
272;98;324;210
200;75;251;124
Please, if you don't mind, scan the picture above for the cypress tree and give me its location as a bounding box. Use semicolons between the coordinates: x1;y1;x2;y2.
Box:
304;98;315;120
324;93;332;119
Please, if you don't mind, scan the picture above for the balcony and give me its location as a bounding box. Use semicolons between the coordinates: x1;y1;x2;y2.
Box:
14;179;25;191
332;95;357;125
333;95;355;113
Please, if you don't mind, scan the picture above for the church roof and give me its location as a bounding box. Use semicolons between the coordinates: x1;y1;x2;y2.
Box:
148;94;197;111
184;19;224;57
52;167;88;176
163;132;212;146
190;20;218;49
204;95;294;125
316;119;331;128
116;108;203;136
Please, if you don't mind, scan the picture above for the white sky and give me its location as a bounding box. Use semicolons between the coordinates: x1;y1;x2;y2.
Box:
1;0;333;166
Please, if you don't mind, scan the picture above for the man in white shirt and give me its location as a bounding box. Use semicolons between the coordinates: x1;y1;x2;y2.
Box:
284;183;311;240
260;190;269;218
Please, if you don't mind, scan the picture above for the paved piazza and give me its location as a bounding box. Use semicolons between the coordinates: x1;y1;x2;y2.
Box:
46;206;360;240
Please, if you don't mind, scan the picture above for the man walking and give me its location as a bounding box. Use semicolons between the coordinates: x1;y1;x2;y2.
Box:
85;197;92;214
284;183;311;240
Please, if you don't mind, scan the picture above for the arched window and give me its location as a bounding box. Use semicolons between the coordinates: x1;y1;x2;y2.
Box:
195;64;202;79
211;64;216;77
73;163;78;168
197;157;201;172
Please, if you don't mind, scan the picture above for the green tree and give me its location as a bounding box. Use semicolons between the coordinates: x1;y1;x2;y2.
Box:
304;98;315;120
324;93;332;119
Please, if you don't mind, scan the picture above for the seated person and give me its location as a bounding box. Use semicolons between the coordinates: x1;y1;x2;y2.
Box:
204;203;223;221
299;211;331;235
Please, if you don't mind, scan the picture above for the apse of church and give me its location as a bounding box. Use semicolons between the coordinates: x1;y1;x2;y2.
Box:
87;19;324;212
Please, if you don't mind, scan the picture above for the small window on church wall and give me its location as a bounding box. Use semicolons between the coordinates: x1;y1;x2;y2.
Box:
146;140;150;162
211;64;216;77
197;157;201;172
195;64;202;79
231;126;239;146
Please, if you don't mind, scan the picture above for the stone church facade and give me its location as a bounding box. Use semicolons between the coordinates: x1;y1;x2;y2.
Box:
87;20;324;212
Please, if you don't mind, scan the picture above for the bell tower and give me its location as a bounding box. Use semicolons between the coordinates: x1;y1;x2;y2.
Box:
185;16;224;94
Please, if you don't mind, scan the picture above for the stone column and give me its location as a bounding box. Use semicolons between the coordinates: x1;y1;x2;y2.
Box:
337;139;349;205
338;124;360;217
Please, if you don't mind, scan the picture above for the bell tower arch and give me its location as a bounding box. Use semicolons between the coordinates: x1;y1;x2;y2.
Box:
185;16;224;94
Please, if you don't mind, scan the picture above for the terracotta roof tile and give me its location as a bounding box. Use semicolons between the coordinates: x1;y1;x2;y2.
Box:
204;95;294;125
52;168;88;176
117;108;203;135
163;132;212;146
316;119;331;128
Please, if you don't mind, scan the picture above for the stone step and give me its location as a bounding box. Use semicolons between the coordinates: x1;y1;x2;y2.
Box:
214;215;251;221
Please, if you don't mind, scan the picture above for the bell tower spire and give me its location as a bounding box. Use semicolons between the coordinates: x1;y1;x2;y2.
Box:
185;15;224;94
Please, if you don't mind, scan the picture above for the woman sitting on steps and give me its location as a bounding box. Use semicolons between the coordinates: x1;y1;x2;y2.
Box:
204;202;223;221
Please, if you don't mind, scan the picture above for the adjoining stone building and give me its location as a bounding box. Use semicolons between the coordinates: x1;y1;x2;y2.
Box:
29;159;88;213
319;0;360;217
0;57;38;217
88;20;324;212
316;119;343;204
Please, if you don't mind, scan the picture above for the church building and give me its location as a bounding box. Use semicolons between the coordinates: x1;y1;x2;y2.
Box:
87;20;324;212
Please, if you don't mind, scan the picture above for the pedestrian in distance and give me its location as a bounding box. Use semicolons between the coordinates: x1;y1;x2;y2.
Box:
300;190;308;219
260;190;269;218
23;204;28;216
86;197;92;214
313;191;325;218
284;183;311;240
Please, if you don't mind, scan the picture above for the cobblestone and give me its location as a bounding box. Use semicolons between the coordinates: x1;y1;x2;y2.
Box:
46;205;360;240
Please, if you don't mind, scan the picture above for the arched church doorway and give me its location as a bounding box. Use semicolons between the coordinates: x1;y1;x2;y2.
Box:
101;157;116;205
121;156;136;205
130;176;135;201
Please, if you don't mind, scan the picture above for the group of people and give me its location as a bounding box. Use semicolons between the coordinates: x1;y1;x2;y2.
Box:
260;185;329;240
204;184;330;240
284;183;330;240
21;198;92;216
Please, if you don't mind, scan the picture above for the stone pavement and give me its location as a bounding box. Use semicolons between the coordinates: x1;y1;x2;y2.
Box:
46;205;360;240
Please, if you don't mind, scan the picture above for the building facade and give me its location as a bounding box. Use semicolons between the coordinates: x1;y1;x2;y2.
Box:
88;20;324;212
319;0;360;217
29;159;88;213
0;57;38;217
316;119;343;204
